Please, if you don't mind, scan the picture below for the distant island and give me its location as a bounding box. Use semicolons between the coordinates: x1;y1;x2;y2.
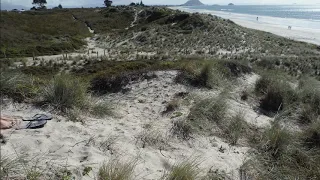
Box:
228;3;234;6
181;0;204;6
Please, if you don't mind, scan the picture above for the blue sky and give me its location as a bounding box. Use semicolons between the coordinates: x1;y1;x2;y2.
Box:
1;0;318;8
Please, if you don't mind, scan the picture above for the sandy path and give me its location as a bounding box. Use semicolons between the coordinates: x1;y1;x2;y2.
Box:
170;7;320;46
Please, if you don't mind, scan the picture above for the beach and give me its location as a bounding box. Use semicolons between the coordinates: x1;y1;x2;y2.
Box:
171;6;320;46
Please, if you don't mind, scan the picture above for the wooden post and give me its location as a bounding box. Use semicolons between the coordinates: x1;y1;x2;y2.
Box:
88;50;90;56
104;49;106;56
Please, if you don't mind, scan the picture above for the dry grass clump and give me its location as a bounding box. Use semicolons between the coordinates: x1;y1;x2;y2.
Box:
42;73;87;112
302;120;320;149
136;129;169;149
254;73;297;115
224;112;249;145
187;95;227;134
90;102;114;118
296;77;320;124
162;159;202;180
175;60;251;89
0;70;39;102
98;158;136;180
90;71;156;94
243;121;320;179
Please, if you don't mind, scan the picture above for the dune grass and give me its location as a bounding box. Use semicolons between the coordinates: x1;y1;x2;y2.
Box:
162;159;202;180
98;158;136;180
42;73;87;112
243;121;320;179
0;70;40;102
187;95;228;135
0;10;90;58
254;73;297;115
224;112;249;145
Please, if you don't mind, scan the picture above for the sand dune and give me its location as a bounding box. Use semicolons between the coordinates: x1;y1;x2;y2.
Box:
1;71;270;179
171;7;320;46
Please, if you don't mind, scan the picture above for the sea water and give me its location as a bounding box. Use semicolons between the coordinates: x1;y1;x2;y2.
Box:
187;5;320;29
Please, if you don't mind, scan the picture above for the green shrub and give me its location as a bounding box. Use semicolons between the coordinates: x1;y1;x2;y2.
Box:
162;159;202;180
42;74;87;112
98;158;136;180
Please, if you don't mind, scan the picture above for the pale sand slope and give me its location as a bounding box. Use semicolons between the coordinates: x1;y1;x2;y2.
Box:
1;71;271;179
171;7;320;46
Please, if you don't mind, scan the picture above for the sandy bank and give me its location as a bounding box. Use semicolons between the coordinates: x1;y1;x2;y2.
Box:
171;7;320;46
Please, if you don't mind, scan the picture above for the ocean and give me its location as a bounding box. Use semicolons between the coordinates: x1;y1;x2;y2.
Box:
180;5;320;30
188;5;320;21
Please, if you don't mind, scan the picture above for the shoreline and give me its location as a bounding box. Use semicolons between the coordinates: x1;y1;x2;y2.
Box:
170;6;320;46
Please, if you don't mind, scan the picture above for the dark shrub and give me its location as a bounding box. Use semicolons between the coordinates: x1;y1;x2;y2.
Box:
90;71;156;94
255;75;297;115
302;121;320;149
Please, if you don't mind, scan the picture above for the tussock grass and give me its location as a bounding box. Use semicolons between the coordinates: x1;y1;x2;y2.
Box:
187;95;228;134
224;112;248;145
0;70;39;102
98;158;136;180
136;129;169;149
162;159;202;180
259;123;292;158
302;120;320;149
297;77;320;124
90;102;114;118
254;74;297;115
243;121;320;179
42;73;87;112
176;60;251;89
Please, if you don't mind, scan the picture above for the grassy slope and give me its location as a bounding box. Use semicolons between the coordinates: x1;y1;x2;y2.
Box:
70;7;134;34
85;7;319;78
0;10;91;58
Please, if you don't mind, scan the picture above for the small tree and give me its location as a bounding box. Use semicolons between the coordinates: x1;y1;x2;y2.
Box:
104;0;113;7
58;4;63;9
140;0;144;6
32;0;47;8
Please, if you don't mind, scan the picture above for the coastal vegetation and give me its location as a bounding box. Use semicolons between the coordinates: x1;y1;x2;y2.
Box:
1;4;319;180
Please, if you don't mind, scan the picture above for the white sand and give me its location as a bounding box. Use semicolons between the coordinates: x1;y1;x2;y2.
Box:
0;71;271;179
171;7;320;46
